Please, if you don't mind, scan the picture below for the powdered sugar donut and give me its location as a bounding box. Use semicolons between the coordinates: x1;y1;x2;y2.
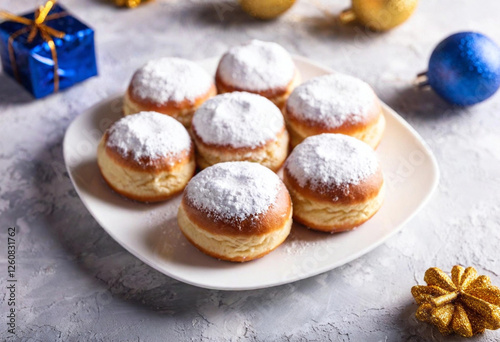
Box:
97;111;195;202
284;73;385;148
191;92;289;171
123;58;216;127
283;134;384;232
178;161;293;262
216;40;300;109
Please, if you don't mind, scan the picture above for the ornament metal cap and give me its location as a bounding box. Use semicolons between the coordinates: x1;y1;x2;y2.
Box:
414;71;430;89
338;8;356;25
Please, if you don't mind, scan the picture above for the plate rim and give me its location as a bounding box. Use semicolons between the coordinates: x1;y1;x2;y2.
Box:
63;56;440;291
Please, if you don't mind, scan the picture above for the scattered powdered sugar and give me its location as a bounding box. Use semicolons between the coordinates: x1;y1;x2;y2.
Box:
146;201;186;256
287;73;376;128
131;57;213;104
218;40;295;91
185;162;281;221
106;111;191;163
192;92;284;148
285;134;379;191
283;237;320;255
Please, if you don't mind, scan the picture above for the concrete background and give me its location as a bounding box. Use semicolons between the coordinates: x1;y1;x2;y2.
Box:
1;0;500;340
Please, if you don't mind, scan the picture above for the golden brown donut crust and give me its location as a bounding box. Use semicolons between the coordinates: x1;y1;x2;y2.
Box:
291;202;382;233
181;182;292;237
283;166;384;206
102;131;194;173
191;124;287;155
98;133;195;202
126;83;217;117
179;230;288;263
98;164;189;203
191;126;289;171
284;95;383;138
215;67;299;109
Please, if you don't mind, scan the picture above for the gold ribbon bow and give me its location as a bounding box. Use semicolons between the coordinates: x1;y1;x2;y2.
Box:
0;1;68;92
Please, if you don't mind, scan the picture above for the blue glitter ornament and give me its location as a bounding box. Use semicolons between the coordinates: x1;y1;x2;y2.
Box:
417;32;500;106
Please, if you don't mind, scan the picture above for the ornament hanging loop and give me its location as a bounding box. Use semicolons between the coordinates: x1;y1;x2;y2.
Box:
338;0;418;31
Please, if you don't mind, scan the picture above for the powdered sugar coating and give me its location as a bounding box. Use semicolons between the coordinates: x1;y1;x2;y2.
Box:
131;57;213;104
192;92;284;148
218;40;295;91
185;162;281;221
285;134;379;191
106;111;191;165
287;73;377;128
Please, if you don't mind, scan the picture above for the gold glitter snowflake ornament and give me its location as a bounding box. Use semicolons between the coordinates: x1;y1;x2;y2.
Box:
411;266;500;337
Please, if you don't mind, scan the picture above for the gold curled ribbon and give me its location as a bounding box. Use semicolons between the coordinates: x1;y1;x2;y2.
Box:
0;1;68;93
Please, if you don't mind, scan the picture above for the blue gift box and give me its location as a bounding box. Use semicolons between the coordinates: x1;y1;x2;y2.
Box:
0;3;97;98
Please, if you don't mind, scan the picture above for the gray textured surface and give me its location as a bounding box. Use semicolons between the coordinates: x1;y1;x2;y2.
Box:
1;0;500;341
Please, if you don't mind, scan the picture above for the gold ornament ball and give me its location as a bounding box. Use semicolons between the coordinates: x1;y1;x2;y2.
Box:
340;0;418;31
239;0;296;20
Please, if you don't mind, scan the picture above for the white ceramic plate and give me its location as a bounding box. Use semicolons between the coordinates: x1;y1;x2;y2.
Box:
63;56;439;291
